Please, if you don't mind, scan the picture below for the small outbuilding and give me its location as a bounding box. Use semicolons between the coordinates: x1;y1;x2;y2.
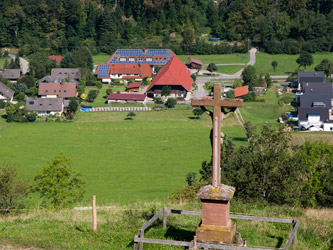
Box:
188;56;203;69
107;93;147;103
126;82;142;92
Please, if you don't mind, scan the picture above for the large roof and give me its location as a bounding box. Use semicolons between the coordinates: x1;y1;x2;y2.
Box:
107;93;146;101
26;98;63;112
0;69;21;80
298;71;324;84
298;107;330;121
127;82;142;89
38;75;79;85
302;82;333;95
39;82;77;98
105;49;176;65
51;68;81;79
97;63;152;79
0;81;14;99
146;56;193;92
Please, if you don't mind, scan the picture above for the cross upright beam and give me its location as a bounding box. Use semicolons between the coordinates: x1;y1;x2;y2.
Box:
192;83;243;186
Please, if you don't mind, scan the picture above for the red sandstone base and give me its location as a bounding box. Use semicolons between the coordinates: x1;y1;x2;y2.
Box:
196;185;236;244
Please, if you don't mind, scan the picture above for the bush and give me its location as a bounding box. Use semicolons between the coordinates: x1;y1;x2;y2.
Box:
106;88;113;96
0;165;29;214
87;89;99;102
166;98;176;108
186;172;197;186
0;101;5;109
32;155;86;209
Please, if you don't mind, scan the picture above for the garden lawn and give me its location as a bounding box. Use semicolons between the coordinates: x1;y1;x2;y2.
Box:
84;85;126;107
177;53;249;65
0;58;5;67
0;110;212;206
215;65;244;75
92;53;110;65
255;52;333;75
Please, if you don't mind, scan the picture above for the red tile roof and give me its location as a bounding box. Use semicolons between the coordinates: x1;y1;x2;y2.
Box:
39;82;77;98
49;55;63;64
127;82;142;89
234;85;249;97
107;93;146;101
146;57;193;92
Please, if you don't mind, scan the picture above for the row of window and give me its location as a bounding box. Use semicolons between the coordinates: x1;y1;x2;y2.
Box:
119;57;164;62
45;90;67;93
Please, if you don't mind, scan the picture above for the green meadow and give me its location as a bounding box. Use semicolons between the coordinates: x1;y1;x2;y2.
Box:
177;53;249;65
0;109;212;206
255;52;333;75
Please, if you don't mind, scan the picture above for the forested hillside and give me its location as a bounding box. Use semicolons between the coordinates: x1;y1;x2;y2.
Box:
0;0;332;55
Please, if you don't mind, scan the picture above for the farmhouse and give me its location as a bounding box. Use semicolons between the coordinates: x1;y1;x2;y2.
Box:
97;63;152;83
126;82;142;92
0;69;21;82
188;56;203;69
51;68;81;80
105;49;176;66
0;81;14;102
39;82;78;98
145;56;193;98
107;93;146;103
26;97;63;117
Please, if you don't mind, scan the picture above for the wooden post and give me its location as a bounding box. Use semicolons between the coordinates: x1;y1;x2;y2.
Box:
292;222;297;249
133;236;138;250
163;208;167;229
92;195;97;232
193;236;197;250
139;229;144;250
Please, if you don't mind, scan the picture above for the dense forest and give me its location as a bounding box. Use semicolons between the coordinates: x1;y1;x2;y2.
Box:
0;0;332;55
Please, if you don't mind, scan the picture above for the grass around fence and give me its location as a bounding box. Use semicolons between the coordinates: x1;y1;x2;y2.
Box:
0;200;330;250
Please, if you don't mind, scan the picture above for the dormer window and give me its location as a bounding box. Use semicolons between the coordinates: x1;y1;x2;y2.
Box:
29;101;34;105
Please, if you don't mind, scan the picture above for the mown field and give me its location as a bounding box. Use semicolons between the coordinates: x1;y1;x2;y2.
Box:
0;200;331;250
0;109;213;206
255;52;333;75
176;53;249;65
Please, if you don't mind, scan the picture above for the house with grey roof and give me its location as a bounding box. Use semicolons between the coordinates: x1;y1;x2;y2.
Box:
26;97;63;117
297;71;324;89
0;81;15;102
51;68;81;80
296;76;333;131
0;69;21;82
38;75;79;86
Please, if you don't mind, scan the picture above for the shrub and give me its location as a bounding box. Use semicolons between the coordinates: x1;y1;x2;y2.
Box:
166;98;176;108
106;88;113;96
0;165;29;214
87;90;99;102
32;154;86;209
186;172;197;186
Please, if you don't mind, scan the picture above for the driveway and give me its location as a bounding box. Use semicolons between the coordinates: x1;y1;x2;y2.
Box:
9;53;29;74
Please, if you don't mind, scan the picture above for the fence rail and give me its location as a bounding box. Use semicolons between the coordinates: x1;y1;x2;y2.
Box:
133;208;300;250
81;107;151;112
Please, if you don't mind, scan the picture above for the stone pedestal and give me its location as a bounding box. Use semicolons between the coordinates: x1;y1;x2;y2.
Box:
196;184;236;244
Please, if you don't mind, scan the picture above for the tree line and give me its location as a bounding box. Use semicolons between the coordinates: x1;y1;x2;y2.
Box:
0;0;331;56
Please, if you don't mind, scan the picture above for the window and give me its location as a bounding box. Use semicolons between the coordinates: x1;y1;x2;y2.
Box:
29;101;34;105
49;104;52;107
120;57;126;62
46;90;48;93
64;90;67;93
129;57;135;62
54;90;56;93
40;104;42;106
146;57;153;62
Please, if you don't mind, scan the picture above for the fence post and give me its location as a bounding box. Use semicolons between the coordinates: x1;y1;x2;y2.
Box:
163;208;167;229
92;195;97;232
292;222;297;249
133;236;138;250
139;229;144;250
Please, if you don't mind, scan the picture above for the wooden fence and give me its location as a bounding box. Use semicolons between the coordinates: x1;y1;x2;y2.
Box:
133;208;300;250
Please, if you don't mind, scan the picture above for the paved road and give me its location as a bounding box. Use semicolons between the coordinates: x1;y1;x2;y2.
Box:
193;48;289;97
9;53;29;74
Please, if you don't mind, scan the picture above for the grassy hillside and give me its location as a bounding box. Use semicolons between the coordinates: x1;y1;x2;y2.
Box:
0;200;331;250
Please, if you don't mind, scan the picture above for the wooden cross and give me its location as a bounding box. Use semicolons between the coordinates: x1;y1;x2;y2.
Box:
192;83;243;187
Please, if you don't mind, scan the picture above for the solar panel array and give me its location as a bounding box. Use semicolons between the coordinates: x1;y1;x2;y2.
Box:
115;49;171;56
98;64;110;77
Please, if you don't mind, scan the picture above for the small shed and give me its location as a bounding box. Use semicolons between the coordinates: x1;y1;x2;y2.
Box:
188;57;203;69
126;82;142;93
107;93;146;103
234;85;249;98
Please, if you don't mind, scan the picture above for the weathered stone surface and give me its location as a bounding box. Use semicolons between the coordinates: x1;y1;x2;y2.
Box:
196;222;236;244
197;184;235;201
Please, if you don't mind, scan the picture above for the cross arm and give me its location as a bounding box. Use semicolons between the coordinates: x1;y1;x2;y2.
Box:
219;98;243;108
191;99;214;106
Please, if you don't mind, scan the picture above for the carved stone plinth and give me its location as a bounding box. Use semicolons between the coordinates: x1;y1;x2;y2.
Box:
196;184;236;244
